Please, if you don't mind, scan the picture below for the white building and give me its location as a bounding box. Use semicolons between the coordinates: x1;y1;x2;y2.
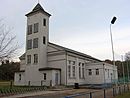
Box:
14;3;118;87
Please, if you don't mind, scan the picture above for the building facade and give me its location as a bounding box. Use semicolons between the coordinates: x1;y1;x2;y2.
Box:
14;3;118;87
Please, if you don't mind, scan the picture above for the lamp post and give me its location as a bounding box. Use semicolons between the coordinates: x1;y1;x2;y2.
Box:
121;55;125;84
110;16;117;66
110;16;117;84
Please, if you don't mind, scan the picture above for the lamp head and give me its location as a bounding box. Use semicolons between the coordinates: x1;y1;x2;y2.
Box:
111;17;117;24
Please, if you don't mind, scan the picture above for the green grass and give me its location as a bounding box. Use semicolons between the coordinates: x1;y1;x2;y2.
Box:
115;92;130;98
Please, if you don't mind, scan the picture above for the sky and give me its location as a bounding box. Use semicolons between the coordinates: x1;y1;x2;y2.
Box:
0;0;130;61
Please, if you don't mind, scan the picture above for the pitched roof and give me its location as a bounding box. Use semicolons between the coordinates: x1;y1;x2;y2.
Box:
19;53;25;60
19;42;101;62
49;42;101;62
26;3;51;17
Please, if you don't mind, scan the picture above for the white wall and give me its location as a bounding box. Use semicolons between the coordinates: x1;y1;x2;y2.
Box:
66;53;97;85
48;53;66;85
14;72;25;86
26;12;49;68
85;62;118;85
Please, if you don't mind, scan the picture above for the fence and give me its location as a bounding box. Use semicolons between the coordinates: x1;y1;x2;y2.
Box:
0;81;48;97
65;84;130;98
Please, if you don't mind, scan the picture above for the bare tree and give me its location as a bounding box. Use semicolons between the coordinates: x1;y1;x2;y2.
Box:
125;51;130;61
0;20;19;61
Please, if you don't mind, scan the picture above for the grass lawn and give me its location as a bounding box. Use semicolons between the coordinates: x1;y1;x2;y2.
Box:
115;92;130;98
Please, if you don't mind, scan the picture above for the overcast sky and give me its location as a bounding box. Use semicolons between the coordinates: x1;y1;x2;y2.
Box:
0;0;130;61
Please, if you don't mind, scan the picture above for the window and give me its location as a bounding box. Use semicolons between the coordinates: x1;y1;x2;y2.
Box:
88;69;92;75
27;39;32;50
73;61;75;65
96;69;99;75
68;60;71;64
79;62;81;66
43;18;46;26
72;66;75;77
43;73;46;80
34;23;39;33
27;25;32;35
108;69;109;78
68;65;71;78
33;38;38;48
82;65;85;78
34;54;38;64
27;55;31;64
79;64;81;78
43;36;46;44
19;74;21;81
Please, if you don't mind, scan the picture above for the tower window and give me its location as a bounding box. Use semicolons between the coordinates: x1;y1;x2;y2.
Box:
34;23;39;33
27;39;32;50
27;55;31;64
43;18;46;26
33;38;38;48
43;36;46;44
34;54;38;64
27;25;32;35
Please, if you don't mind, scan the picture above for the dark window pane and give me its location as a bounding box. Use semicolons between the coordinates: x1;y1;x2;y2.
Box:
34;23;39;33
33;38;38;48
27;39;32;50
19;74;21;81
34;54;38;64
27;25;32;35
43;73;46;80
43;36;46;44
43;19;46;26
27;55;31;64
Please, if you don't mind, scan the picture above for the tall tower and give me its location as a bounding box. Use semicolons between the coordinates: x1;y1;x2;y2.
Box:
25;3;51;68
24;3;51;85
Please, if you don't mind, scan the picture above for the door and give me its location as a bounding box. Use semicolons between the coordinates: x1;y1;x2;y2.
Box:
55;73;58;85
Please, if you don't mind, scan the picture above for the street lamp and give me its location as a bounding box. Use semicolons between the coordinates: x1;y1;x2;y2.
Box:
110;16;117;84
110;16;117;66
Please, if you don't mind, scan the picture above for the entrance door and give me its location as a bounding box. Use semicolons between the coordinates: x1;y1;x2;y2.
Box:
55;73;58;85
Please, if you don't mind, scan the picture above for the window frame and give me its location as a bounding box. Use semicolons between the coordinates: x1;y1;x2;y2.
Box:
43;18;46;26
27;39;32;50
27;55;31;64
88;69;92;75
43;73;47;80
96;69;99;75
19;74;21;81
43;36;46;44
34;23;39;33
72;66;76;78
68;65;71;78
34;54;38;64
79;64;81;78
33;38;38;48
27;25;32;35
